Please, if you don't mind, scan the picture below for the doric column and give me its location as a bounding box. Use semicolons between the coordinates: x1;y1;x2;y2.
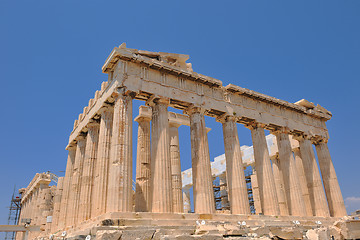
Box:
295;135;330;217
218;174;230;210
250;168;262;215
40;187;52;232
134;114;151;212
247;123;279;216
274;130;306;216
107;90;133;213
66;135;86;226
187;107;215;214
183;187;191;213
58;146;76;229
271;156;289;216
169;121;183;213
92;106;113;217
219;116;250;215
34;183;47;227
79;122;100;222
150;98;173;213
293;147;313;216
51;177;64;232
314;138;347;217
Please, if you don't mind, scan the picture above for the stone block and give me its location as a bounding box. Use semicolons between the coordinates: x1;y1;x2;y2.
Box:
118;229;155;240
95;230;122;240
269;226;303;240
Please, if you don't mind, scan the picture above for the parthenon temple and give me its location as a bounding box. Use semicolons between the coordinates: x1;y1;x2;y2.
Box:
16;44;360;239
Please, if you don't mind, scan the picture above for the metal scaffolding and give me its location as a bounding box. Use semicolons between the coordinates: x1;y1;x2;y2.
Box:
5;187;22;240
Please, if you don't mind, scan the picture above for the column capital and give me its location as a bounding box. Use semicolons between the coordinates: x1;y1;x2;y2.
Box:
244;121;266;130
66;144;77;151
146;96;170;107
87;119;100;128
311;136;329;145
112;87;136;100
270;126;290;135
183;105;206;116
216;114;236;123
98;104;114;115
169;121;181;128
75;134;86;146
134;115;151;123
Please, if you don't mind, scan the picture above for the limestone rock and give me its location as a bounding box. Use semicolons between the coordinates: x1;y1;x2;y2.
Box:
269;226;303;240
95;230;122;240
120;229;155;240
305;227;330;240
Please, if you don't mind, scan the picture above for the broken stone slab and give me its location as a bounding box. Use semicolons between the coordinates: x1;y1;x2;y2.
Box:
305;227;330;240
334;217;360;239
120;229;155;240
95;230;122;240
268;226;304;240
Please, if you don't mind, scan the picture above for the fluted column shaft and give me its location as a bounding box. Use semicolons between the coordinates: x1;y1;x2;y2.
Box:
272;156;289;216
79;123;100;221
293;148;313;216
315;140;347;217
66;136;86;226
40;188;52;232
150;99;173;213
188;107;215;214
92;107;113;216
169;123;183;213
221;117;250;214
135;116;151;212
219;174;230;210
51;177;64;232
275;131;306;216
183;187;191;213
107;92;133;212
297;137;330;217
58;147;76;229
250;169;262;214
249;124;280;215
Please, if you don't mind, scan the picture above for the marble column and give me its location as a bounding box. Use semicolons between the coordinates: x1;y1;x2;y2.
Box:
271;156;289;216
150;98;173;213
40;187;52;232
183;187;191;213
92;106;113;217
187;107;215;214
219;174;230;210
169;122;183;213
314;139;347;217
66;135;86;226
220;116;250;215
293;147;313;216
248;123;280;216
250;169;262;215
275;130;306;216
51;177;64;232
58;146;76;229
107;91;133;213
79;122;100;221
34;183;47;227
296;135;330;217
33;187;41;226
134;114;151;212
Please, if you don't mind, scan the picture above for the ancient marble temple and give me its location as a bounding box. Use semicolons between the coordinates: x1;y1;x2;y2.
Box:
17;43;356;240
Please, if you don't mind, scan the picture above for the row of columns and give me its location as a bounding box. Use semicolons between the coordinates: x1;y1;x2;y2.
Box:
18;175;53;240
249;125;346;217
57;90;346;230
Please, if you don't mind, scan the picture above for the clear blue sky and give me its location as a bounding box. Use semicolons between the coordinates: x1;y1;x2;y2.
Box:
0;1;359;224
